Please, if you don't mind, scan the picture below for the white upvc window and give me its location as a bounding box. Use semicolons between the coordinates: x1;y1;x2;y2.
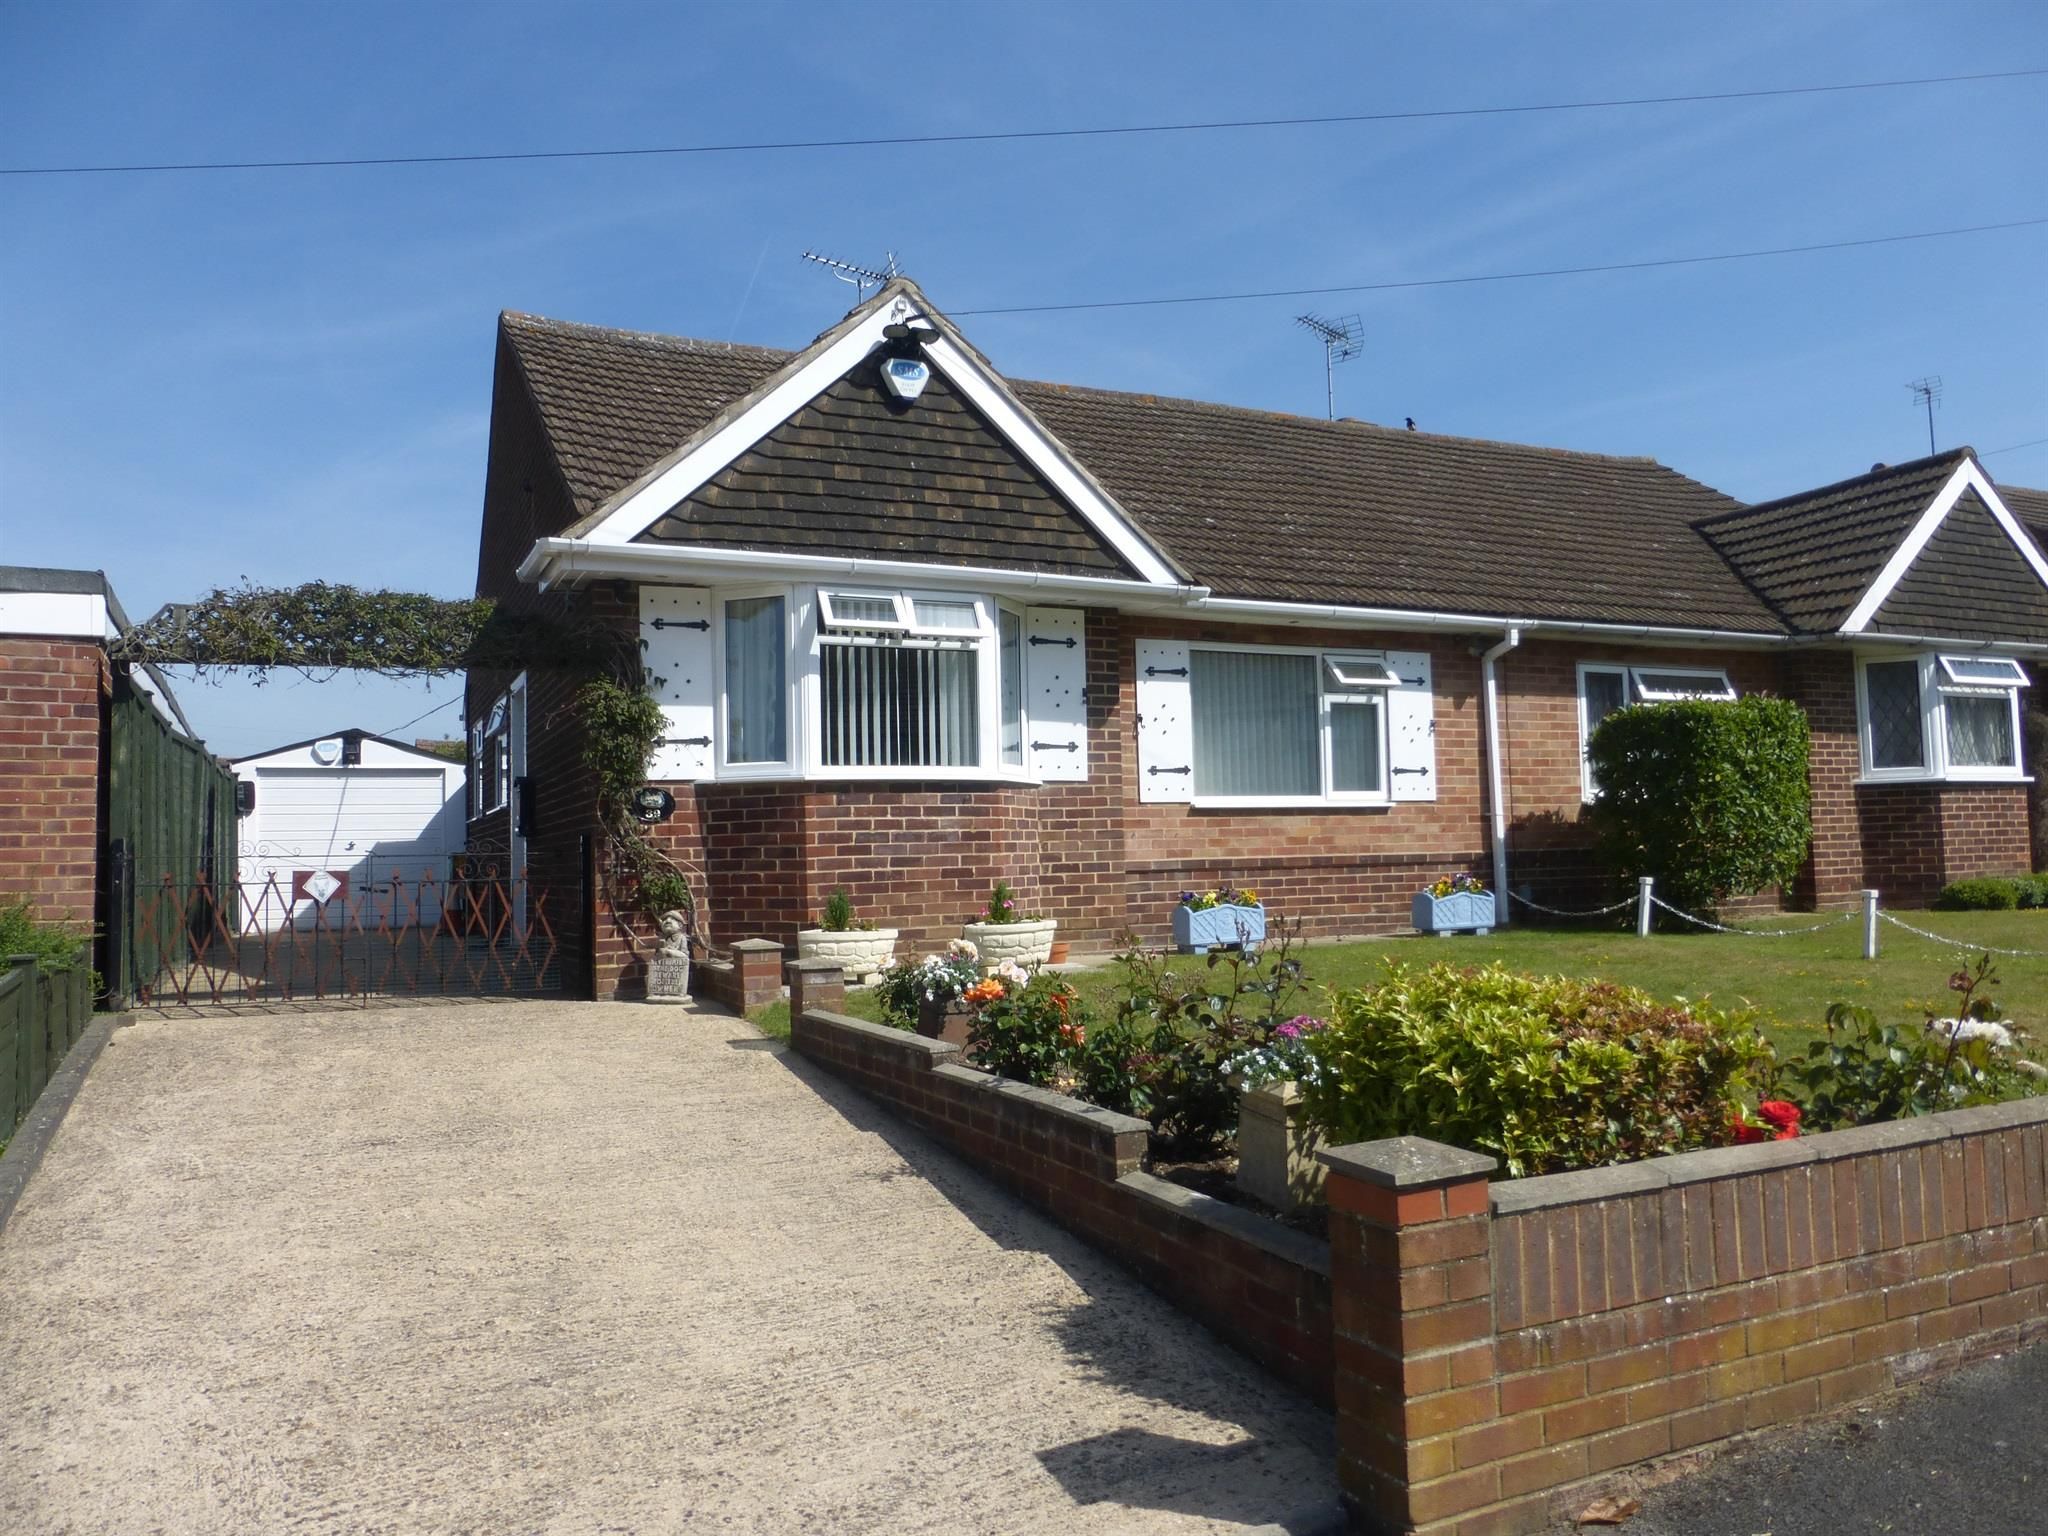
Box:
719;588;795;774
813;588;994;775
468;694;511;818
1577;662;1737;800
1186;643;1395;807
1857;652;2029;783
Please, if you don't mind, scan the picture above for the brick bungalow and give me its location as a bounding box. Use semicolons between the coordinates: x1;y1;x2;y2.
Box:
465;279;2048;997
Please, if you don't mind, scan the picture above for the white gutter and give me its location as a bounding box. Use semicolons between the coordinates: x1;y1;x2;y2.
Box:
1188;595;1786;646
1480;628;1522;925
519;537;1210;606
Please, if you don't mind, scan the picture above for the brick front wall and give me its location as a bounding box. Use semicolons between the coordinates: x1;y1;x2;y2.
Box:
0;638;106;926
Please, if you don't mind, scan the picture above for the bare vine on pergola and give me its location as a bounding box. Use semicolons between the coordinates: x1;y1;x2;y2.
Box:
112;582;710;959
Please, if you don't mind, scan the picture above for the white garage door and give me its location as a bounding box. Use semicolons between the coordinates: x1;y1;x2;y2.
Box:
243;769;460;931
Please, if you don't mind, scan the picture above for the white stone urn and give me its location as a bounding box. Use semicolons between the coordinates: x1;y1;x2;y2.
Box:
959;917;1058;971
794;927;899;983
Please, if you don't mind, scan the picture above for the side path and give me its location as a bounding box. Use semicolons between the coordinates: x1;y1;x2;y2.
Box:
0;1002;1338;1535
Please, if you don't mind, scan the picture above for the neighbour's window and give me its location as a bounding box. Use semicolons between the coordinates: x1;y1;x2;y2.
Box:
724;595;789;765
1189;646;1392;802
1577;663;1738;798
1858;654;2028;779
469;695;510;818
817;588;986;770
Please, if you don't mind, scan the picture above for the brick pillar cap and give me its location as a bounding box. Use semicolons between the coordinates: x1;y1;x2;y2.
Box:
730;939;783;954
1317;1136;1496;1188
786;957;843;976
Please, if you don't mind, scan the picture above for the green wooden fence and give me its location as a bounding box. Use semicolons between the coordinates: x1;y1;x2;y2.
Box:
0;950;94;1138
105;670;239;1004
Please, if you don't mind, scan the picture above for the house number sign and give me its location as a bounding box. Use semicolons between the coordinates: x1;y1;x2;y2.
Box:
633;787;677;824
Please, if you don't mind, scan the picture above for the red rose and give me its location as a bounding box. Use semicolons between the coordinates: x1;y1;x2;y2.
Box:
1758;1100;1802;1139
1731;1122;1769;1145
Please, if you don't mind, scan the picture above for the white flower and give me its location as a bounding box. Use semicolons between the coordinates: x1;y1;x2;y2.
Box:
995;959;1030;987
1930;1018;2014;1049
949;938;979;962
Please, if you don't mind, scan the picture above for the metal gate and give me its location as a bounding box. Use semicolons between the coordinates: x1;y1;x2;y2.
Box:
107;841;576;1007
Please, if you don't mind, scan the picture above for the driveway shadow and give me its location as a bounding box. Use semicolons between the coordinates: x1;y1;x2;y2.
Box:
1037;1427;1347;1535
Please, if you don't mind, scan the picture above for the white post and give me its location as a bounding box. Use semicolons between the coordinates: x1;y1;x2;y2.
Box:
1637;876;1655;938
1863;889;1880;961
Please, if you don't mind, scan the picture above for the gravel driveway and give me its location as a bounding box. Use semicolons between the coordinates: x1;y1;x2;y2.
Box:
0;1001;1337;1534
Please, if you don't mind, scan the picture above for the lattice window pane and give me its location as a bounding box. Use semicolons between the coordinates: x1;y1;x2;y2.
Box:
1945;694;2015;769
1865;661;1925;770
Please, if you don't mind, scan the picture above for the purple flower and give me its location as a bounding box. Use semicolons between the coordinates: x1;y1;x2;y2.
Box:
1275;1021;1302;1039
1287;1014;1327;1034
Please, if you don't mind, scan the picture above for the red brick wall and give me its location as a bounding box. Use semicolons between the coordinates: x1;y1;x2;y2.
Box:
1326;1105;2048;1535
0;638;106;927
1859;784;2030;907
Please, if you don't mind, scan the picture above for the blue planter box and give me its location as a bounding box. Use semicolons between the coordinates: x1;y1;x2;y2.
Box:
1173;902;1266;952
1412;890;1495;936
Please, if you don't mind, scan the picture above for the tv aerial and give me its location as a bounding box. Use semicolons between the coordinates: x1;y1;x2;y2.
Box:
1907;376;1943;457
801;249;899;304
1296;312;1364;420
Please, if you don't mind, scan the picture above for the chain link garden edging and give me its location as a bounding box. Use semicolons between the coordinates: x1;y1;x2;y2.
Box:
1646;895;1857;938
1876;910;2048;959
1507;890;1636;919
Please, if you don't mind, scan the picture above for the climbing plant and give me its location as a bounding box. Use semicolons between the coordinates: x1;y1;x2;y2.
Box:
575;677;704;947
111;581;626;677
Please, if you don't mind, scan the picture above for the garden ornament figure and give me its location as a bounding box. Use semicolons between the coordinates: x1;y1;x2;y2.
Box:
648;908;691;1004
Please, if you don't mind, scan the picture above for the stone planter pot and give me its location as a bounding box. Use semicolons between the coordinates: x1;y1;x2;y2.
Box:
959;917;1057;970
1173;902;1266;953
1236;1081;1325;1212
916;995;974;1047
795;926;899;983
1411;890;1495;936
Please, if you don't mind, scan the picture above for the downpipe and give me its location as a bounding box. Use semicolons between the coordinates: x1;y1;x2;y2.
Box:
1480;628;1522;926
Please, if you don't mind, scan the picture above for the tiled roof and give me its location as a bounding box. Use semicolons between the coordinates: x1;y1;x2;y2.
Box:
496;305;2041;641
2000;481;2048;537
1692;452;1971;633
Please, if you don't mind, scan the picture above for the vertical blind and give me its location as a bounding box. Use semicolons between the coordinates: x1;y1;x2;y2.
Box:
1945;694;2014;767
999;609;1024;768
1329;700;1382;793
725;596;787;763
1191;649;1320;796
822;643;980;769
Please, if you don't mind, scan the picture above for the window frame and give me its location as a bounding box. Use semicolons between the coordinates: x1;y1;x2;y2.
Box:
1576;662;1739;801
1855;652;2030;784
1186;640;1394;808
468;693;511;820
715;585;800;779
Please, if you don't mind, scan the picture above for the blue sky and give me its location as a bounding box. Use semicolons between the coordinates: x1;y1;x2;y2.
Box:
3;1;2043;757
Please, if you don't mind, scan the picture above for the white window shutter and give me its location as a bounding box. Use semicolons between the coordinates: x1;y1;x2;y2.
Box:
1024;606;1088;780
639;586;715;781
1135;639;1195;802
1386;649;1437;801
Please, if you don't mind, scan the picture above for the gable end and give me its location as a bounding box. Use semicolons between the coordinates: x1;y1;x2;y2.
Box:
1870;487;2048;643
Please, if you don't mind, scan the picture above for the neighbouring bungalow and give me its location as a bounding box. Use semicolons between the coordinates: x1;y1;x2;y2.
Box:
464;278;2048;997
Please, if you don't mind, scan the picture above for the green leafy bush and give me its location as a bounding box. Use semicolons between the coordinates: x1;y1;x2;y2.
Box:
1933;875;2048;911
965;972;1088;1086
1300;961;1775;1177
0;900;89;974
1778;957;2041;1128
1586;695;1811;914
818;888;857;932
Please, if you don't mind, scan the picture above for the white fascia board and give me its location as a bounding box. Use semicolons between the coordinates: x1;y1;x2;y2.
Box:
918;332;1179;587
520;537;1205;607
0;590;112;640
1841;632;2048;655
1188;595;1787;645
1841;460;2048;634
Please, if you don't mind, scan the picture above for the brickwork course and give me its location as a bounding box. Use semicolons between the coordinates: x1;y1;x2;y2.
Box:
0;637;105;924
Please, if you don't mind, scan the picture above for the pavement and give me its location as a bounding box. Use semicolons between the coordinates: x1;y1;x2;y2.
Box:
0;1000;1338;1535
1602;1340;2046;1536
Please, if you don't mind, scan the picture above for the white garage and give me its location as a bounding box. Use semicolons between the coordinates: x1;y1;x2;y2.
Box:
232;730;468;932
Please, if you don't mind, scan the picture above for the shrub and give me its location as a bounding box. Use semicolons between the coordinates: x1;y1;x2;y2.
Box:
0;900;88;974
1586;695;1811;913
1300;962;1776;1177
1933;875;2048;911
965;970;1088;1087
873;942;981;1024
818;888;856;932
1093;929;1314;1156
1777;956;2041;1129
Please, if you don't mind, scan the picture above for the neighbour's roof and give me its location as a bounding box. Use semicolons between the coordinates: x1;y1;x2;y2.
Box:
495;300;2044;640
230;727;466;768
1692;452;1971;633
2001;481;2048;538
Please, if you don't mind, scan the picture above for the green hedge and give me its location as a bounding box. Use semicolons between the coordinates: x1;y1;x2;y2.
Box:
1933;874;2048;911
1586;695;1811;913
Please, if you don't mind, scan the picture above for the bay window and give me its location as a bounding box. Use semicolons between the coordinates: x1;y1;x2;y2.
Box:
1188;646;1393;803
1858;653;2028;781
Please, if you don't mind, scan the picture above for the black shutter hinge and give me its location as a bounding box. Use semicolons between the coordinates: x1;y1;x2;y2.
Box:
1028;634;1077;648
650;617;710;631
1392;766;1429;776
1030;740;1080;753
1147;764;1192;776
1144;665;1189;678
665;736;713;748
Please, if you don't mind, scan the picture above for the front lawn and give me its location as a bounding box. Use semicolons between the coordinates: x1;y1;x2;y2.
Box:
749;909;2048;1054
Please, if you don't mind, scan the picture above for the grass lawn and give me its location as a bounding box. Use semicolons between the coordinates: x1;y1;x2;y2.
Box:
748;909;2048;1055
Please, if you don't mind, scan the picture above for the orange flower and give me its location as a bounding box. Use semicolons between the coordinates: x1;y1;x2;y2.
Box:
964;978;1007;1006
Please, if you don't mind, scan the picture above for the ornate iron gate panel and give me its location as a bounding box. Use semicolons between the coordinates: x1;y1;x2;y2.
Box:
122;863;564;1007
